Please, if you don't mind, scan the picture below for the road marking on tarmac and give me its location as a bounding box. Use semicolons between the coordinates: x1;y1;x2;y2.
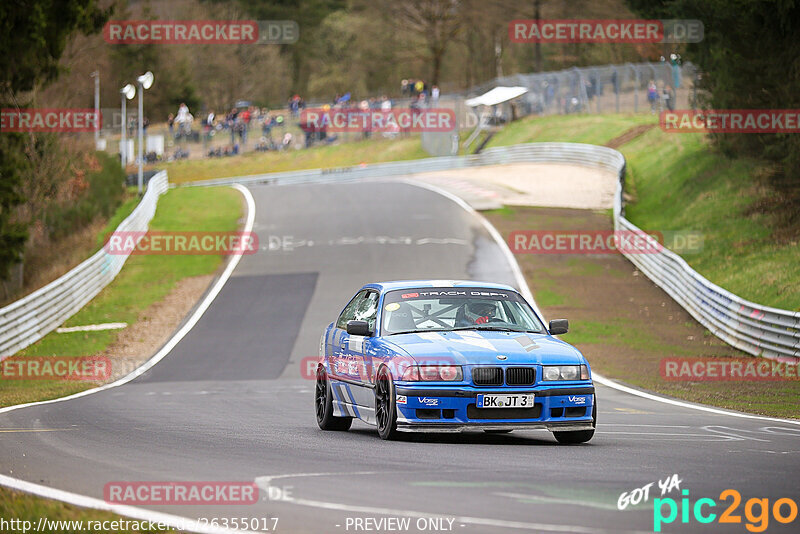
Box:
56;322;127;333
0;428;75;433
602;424;692;427
613;408;654;414
494;492;620;511
255;472;650;534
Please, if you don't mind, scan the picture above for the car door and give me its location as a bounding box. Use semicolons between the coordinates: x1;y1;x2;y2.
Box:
330;290;368;384
349;290;380;397
335;290;380;408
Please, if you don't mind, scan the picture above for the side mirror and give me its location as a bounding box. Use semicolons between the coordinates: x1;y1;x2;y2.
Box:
549;319;569;335
346;320;371;336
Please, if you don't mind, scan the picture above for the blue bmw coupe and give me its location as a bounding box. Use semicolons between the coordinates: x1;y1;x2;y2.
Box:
315;280;596;443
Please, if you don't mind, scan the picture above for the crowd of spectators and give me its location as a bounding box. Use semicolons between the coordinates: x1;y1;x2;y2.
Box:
400;79;439;103
155;77;445;158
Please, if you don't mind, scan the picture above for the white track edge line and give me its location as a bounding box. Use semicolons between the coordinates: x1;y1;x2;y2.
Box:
254;472;648;534
0;184;258;533
0;474;258;534
0;184;254;415
401;178;800;427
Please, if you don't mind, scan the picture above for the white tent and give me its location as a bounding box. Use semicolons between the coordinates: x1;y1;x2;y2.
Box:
462;86;529;150
465;86;529;107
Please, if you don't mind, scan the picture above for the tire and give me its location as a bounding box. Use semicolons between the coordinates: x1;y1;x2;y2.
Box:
375;367;399;440
553;402;596;444
315;366;352;431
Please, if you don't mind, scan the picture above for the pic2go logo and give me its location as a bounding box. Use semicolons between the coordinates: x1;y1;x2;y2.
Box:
653;489;798;532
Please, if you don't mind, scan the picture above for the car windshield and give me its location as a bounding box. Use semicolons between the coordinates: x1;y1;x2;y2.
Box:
382;287;545;335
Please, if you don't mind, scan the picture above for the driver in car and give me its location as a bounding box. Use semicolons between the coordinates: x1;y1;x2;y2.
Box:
464;302;497;325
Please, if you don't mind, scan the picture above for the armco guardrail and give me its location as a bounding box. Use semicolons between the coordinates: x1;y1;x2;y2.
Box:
0;171;169;357
192;142;799;362
189;143;624;188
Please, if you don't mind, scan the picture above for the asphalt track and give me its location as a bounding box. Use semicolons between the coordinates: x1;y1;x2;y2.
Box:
1;181;799;534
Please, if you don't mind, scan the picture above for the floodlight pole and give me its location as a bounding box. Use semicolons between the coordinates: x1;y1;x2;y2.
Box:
137;82;144;194
121;93;127;166
136;72;153;195
91;71;100;145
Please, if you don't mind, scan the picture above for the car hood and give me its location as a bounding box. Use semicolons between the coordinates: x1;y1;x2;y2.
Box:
383;330;583;366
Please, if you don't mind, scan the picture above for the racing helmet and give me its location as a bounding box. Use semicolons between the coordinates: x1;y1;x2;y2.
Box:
464;301;496;324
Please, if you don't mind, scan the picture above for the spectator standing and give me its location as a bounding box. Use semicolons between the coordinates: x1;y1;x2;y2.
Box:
227;108;238;144
662;85;675;111
262;111;273;138
670;53;682;89
359;99;371;139
431;85;440;102
204;110;215;142
238;107;250;146
175;102;193;137
289;95;302;117
647;80;658;113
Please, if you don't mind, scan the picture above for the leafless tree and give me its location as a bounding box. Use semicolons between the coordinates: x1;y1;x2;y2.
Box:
381;0;461;86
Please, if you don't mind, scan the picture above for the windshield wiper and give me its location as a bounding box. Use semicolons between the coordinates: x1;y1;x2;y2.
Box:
388;329;446;335
450;325;524;332
389;326;544;335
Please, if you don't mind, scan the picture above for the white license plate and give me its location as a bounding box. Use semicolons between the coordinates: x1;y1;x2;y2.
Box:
477;394;535;408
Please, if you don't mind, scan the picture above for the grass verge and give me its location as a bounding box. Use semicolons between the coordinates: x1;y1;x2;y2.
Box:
0;487;171;533
486;113;656;147
155;135;428;184
486;205;800;420
482;114;798;416
0;186;243;407
487;112;798;309
621;128;799;310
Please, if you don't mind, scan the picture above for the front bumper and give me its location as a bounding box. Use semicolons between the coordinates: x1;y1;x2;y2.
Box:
394;384;595;432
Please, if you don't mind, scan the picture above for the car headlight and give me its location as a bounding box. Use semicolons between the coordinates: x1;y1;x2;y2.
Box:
402;365;463;381
543;365;590;381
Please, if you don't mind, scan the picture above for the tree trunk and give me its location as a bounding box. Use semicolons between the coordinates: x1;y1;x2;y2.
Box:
534;0;542;72
432;51;442;86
